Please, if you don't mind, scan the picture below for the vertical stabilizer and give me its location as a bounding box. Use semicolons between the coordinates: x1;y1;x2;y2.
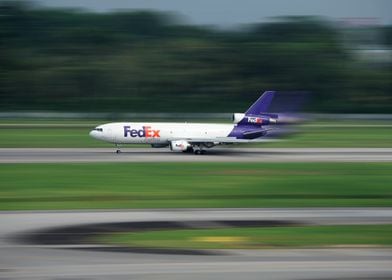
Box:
245;91;275;115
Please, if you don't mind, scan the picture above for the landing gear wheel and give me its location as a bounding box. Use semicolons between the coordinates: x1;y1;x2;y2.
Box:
194;149;206;155
115;144;121;154
182;147;194;153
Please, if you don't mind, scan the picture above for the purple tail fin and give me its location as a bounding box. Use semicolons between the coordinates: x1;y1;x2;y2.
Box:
245;91;275;115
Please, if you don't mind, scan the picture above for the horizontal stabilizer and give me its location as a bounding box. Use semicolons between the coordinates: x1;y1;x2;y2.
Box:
243;129;269;139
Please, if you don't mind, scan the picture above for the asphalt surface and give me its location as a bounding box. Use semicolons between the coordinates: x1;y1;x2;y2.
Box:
1;148;392;163
1;208;392;280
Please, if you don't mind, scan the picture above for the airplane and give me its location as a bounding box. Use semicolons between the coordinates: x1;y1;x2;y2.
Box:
89;91;281;154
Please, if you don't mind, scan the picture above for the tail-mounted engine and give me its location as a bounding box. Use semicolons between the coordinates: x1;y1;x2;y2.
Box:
232;113;245;124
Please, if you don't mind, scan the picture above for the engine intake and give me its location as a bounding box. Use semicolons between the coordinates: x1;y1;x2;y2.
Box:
232;113;245;124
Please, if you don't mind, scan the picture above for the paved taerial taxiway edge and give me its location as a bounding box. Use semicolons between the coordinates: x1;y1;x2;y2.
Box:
1;208;392;280
1;148;392;163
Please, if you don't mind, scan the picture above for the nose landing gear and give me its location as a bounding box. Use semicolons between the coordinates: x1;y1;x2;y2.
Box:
115;144;121;154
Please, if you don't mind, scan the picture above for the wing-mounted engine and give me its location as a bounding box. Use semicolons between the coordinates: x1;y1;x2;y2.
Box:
170;140;192;152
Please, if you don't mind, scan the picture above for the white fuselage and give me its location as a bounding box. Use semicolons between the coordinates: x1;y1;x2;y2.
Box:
89;122;234;144
88;92;280;153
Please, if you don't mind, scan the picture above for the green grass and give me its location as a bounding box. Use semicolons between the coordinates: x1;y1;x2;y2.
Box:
0;120;391;147
96;224;392;249
1;162;391;210
0;128;107;148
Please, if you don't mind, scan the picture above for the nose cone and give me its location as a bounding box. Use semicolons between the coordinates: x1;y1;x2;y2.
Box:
89;130;98;139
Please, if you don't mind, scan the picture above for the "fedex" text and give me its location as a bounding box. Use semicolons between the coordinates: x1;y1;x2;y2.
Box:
123;126;160;138
247;117;263;124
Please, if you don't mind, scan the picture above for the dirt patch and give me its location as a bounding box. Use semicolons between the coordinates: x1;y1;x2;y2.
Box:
14;220;304;255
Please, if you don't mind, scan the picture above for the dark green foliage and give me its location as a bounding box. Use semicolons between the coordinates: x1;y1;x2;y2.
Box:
0;2;391;112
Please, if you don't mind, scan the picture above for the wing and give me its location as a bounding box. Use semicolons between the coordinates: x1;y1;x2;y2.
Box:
169;137;280;144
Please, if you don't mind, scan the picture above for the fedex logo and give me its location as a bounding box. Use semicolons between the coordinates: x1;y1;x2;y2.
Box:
247;117;263;124
124;126;160;138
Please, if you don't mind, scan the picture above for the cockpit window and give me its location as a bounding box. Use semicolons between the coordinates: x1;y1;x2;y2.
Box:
93;128;103;132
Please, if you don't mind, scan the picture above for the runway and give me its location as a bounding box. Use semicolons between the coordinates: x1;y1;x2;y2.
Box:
1;209;392;280
1;147;392;163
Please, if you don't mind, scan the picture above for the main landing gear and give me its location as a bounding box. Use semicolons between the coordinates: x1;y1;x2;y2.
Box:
193;145;206;155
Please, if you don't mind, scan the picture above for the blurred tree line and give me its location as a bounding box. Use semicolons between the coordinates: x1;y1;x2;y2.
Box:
0;1;391;113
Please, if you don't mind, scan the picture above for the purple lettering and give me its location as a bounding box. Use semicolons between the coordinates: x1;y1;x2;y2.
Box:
124;126;131;137
138;129;145;137
123;125;158;138
130;129;138;137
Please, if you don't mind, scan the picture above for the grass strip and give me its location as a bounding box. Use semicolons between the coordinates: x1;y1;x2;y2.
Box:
1;162;391;210
96;224;392;249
